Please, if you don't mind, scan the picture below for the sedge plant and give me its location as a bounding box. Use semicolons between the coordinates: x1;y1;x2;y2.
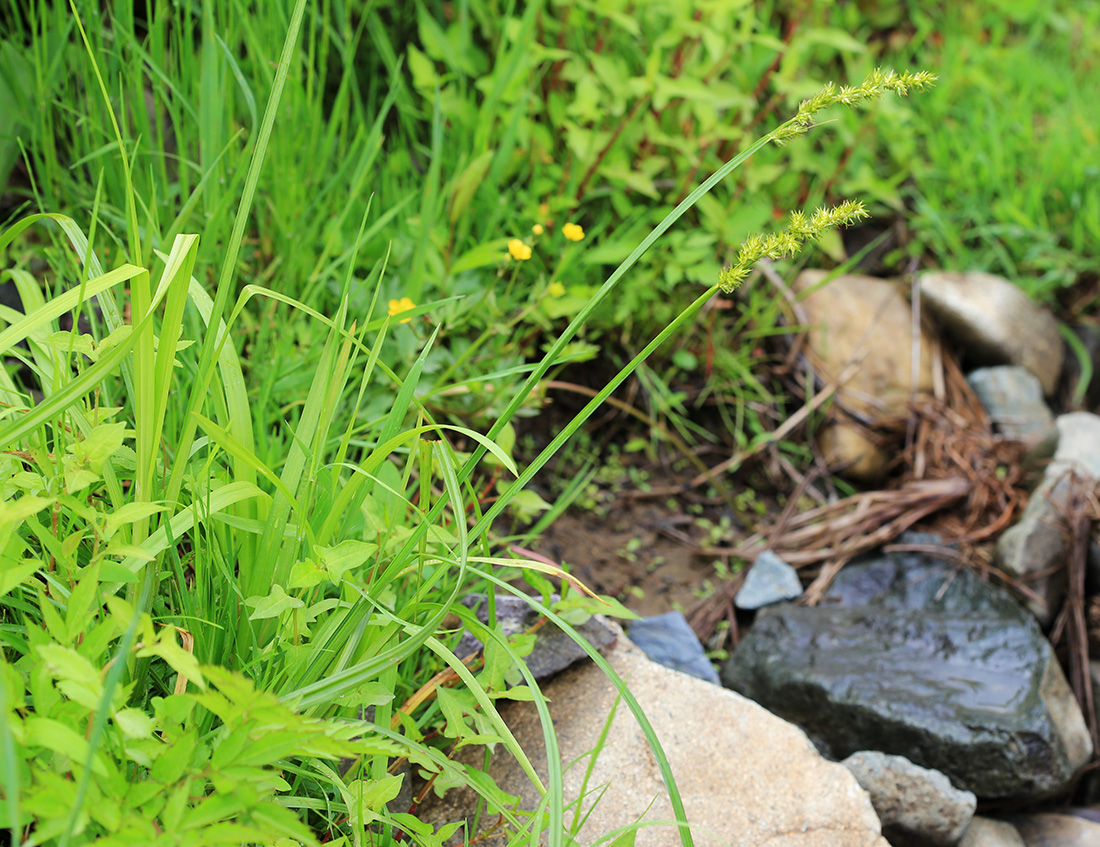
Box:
0;3;935;842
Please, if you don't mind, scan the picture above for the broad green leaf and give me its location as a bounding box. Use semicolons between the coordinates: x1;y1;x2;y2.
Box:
0;559;40;597
315;539;377;583
245;584;304;621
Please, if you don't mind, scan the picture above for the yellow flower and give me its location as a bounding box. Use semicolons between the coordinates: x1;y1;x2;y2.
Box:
532;224;545;235
562;222;585;242
547;281;566;298
388;296;416;324
508;239;532;261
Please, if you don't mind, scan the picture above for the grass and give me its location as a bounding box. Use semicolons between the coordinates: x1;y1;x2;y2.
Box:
0;0;1092;844
874;1;1100;300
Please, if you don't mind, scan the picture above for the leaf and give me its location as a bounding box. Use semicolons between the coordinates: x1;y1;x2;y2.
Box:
449;151;494;223
244;583;304;620
348;774;404;815
0;559;40;597
0;494;51;525
24;717;108;775
314;539;376;583
113;707;156;740
287;559;325;589
102;501;169;540
36;644;103;710
435;687;474;739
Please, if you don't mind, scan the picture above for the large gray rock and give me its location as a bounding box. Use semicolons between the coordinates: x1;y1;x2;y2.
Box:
422;629;889;847
995;413;1100;624
967;366;1056;446
920;270;1063;396
842;751;976;846
720;546;1092;801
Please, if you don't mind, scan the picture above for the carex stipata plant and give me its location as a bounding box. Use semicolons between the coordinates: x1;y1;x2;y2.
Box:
0;43;934;847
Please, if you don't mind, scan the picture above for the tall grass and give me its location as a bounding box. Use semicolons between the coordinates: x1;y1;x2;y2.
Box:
0;2;938;844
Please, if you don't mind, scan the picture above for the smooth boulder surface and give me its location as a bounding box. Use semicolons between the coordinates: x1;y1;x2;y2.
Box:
628;610;719;683
920;270;1063;396
422;628;889;847
959;818;1026;847
793;269;937;481
720;542;1092;801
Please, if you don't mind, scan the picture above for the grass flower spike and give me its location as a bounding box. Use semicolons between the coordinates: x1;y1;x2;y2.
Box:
388;296;416;323
718;200;869;291
508;238;533;260
562;222;585;241
772;68;937;146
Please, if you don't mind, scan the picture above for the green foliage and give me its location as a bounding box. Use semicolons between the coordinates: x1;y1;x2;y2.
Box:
0;1;958;845
873;1;1100;299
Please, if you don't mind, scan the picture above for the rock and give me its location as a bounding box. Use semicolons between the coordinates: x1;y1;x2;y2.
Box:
841;751;976;846
735;550;803;610
995;413;1100;625
920;270;1063;396
628;611;719;684
454;594;617;681
967;366;1056;446
421;627;889;847
1009;813;1100;847
793;269;937;482
995;473;1077;625
1049;412;1100;479
720;546;1093;801
1060;324;1100;411
959;817;1027;847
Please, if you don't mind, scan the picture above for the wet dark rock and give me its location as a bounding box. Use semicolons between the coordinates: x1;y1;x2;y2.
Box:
842;750;975;846
454;593;616;681
627;610;719;683
720;541;1092;801
967;366;1056;447
734;550;802;610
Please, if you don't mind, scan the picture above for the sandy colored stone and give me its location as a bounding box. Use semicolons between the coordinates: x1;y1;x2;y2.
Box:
420;628;887;847
793;269;937;481
959;817;1026;847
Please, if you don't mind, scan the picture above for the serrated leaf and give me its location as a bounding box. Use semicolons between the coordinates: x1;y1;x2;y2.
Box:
36;644;103;710
114;707;156;739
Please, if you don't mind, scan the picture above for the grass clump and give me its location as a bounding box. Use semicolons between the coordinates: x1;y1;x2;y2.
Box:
0;3;945;845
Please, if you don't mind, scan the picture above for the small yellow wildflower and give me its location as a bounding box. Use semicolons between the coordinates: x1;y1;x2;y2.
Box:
508;239;532;261
388;296;416;324
562;222;585;242
547;281;566;298
532;223;545;236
